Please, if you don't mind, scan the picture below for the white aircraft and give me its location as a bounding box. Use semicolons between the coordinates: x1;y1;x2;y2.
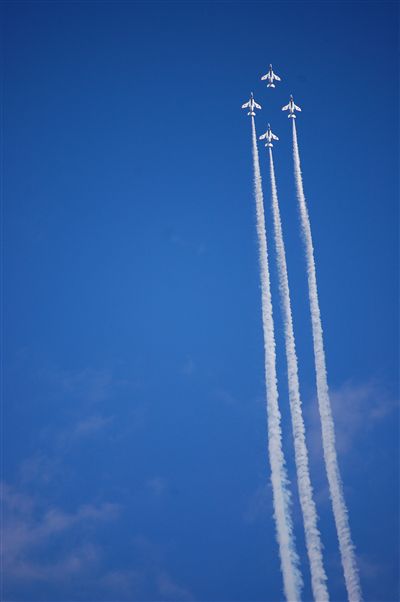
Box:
261;64;281;88
282;94;302;118
259;124;279;147
241;92;262;116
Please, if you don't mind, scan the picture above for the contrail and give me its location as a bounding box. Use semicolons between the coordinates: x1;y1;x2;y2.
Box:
250;116;302;602
268;146;329;602
291;119;362;602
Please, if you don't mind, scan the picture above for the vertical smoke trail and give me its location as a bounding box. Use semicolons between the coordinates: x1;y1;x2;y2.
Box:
251;116;302;602
268;147;329;601
291;119;362;602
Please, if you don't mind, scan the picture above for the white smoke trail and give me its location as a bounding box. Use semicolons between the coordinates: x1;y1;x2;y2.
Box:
291;119;362;602
251;116;302;602
268;147;329;601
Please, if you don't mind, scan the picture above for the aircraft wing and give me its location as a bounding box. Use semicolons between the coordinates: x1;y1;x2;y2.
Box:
261;73;269;81
254;101;262;109
259;133;267;140
272;133;279;140
273;74;281;81
294;104;302;111
281;103;290;111
241;101;250;109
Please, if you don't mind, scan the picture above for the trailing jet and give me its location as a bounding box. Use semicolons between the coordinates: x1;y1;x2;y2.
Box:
241;92;262;116
259;124;279;147
282;95;302;118
261;64;281;88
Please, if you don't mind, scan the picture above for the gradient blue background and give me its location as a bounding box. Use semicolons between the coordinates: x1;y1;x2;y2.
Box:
3;1;398;601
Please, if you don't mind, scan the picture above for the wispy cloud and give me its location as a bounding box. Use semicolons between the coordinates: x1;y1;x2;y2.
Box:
96;538;195;600
305;379;398;458
18;452;58;486
9;542;101;583
3;477;196;600
97;568;143;599
145;476;168;497
212;387;239;406
73;413;113;437
157;570;195;601
2;482;120;585
53;367;114;404
357;554;388;581
95;567;195;601
163;226;206;257
243;483;273;525
180;357;196;377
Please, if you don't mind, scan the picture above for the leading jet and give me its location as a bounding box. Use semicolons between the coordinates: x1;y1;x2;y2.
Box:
282;95;302;118
241;92;262;116
259;124;279;147
261;64;281;88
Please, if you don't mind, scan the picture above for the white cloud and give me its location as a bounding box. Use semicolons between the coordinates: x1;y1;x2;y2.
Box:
2;482;120;584
305;379;398;458
19;452;58;485
146;476;168;497
181;357;196;377
73;414;113;437
357;554;387;581
57;367;113;404
243;483;273;525
157;570;195;601
10;543;101;582
212;387;239;406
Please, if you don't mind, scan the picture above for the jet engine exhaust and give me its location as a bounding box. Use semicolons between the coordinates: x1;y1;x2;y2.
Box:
291;118;362;602
250;115;303;602
268;146;329;602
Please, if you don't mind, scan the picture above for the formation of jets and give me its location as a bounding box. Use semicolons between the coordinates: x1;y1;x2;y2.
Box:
241;64;303;146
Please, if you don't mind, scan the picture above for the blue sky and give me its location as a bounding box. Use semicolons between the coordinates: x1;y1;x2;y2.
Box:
2;1;398;601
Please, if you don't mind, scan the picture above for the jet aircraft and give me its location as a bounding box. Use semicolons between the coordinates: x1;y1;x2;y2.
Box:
261;64;281;88
259;124;279;147
282;95;302;118
241;92;262;116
